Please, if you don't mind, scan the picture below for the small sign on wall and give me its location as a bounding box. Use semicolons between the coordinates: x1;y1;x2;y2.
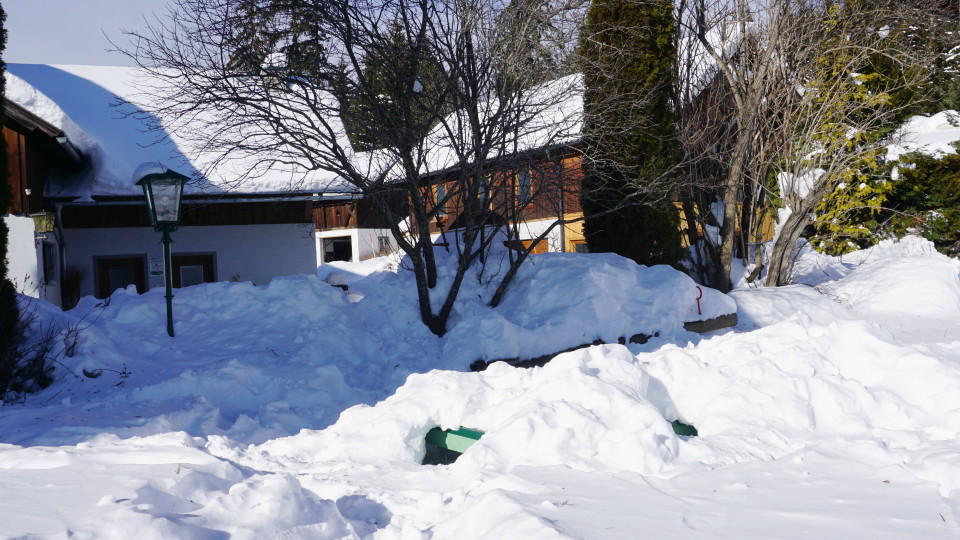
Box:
149;258;164;276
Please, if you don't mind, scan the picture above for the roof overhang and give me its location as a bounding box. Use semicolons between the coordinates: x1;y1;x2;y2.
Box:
4;99;63;137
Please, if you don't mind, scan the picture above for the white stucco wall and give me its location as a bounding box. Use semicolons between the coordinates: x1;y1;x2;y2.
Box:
514;218;567;252
428;218;568;252
355;228;396;260
315;228;395;265
64;222;318;298
4;215;41;296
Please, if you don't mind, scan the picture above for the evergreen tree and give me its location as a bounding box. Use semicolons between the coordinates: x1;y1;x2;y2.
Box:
226;0;335;84
806;2;921;254
0;3;19;371
879;146;960;256
224;2;448;152
579;0;685;268
494;0;564;91
345;22;448;151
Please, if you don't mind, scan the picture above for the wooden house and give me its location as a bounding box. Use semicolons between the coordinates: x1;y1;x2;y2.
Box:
4;64;592;308
4;64;400;307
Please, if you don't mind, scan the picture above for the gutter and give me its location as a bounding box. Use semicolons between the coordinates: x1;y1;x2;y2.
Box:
57;192;363;207
54;136;84;167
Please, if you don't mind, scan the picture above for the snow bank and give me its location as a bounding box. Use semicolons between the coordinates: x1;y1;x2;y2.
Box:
888;110;960;160
440;252;735;365
6;236;960;538
790;236;960;323
2;252;730;444
829;256;960;319
232;280;960;504
730;284;856;330
242;344;681;477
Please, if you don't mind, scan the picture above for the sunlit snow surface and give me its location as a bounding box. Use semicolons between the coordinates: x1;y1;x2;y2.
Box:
2;241;960;538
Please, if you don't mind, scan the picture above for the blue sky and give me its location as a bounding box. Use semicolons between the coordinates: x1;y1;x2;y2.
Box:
5;0;173;66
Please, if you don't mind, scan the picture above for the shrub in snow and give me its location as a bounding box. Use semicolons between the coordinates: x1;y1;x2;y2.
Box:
880;147;960;255
0;297;65;401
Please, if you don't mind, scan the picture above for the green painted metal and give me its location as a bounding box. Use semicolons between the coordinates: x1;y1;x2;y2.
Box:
425;427;484;454
671;420;698;437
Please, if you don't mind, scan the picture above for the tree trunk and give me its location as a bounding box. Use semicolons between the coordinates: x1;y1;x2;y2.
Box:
764;210;808;287
765;180;833;286
716;137;752;293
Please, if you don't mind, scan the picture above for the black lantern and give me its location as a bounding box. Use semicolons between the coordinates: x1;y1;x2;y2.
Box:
137;170;187;232
135;164;188;337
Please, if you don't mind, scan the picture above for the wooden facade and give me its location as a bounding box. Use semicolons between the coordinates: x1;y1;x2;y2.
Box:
4;101;82;216
424;148;585;241
62;199;314;229
313;191;406;231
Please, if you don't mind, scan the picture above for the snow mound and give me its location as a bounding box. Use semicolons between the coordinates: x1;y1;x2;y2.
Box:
888;110;960;160
441;252;735;365
829;257;960;320
4;253;730;447
794;237;960;322
730;284;856;330
240;344;682;477
841;235;949;266
235;307;960;500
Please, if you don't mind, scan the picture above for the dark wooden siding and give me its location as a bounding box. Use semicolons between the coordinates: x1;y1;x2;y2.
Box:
313;192;405;230
5;126;26;214
313;201;357;229
4;124;47;215
425;150;584;235
62;200;313;229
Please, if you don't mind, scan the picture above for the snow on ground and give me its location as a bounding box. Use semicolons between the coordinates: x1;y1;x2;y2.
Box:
2;241;960;538
888;110;960;160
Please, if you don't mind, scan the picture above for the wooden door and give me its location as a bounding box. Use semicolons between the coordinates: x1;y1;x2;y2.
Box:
95;256;147;298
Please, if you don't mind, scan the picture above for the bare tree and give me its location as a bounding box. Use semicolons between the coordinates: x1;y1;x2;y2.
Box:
675;0;942;290
119;0;588;336
762;1;943;285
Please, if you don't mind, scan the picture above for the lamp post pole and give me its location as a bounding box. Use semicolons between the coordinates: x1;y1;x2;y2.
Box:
162;228;175;337
134;162;188;339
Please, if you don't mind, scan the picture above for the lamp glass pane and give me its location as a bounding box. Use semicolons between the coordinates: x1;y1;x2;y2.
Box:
30;212;56;233
141;183;157;226
152;180;182;224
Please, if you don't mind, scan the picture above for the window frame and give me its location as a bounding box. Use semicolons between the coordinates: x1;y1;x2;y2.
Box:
516;168;532;207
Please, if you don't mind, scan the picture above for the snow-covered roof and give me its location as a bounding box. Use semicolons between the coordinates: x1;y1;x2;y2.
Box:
6;64;585;199
5;64;359;199
408;73;583;179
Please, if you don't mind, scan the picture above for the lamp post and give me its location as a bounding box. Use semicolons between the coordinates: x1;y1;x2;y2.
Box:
135;163;188;337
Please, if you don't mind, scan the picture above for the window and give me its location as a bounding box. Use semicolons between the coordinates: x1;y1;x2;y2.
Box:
324;237;353;262
41;241;57;284
521;239;548;254
95;256;147;298
573;241;589;254
172;253;216;288
378;235;391;253
478;177;491;209
435;184;447;217
517;169;531;205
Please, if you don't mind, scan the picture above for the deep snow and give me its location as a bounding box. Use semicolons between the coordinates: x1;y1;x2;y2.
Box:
1;239;960;538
